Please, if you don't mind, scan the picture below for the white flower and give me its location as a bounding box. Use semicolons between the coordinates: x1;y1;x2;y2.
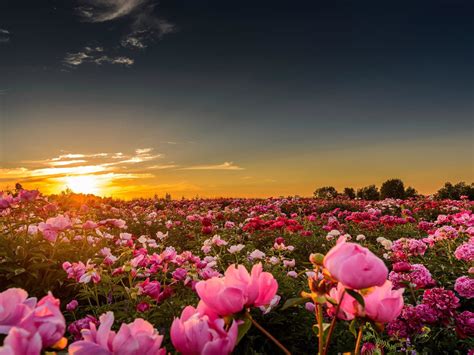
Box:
249;249;266;260
228;244;245;254
356;234;366;241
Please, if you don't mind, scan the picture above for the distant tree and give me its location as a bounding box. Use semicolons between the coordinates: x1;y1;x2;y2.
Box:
165;193;172;201
404;186;418;198
15;183;23;191
343;187;356;199
380;178;405;199
437;182;474;200
357;185;380;200
314;186;338;199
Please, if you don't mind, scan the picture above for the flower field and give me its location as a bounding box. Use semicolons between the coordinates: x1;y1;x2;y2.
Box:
0;189;473;354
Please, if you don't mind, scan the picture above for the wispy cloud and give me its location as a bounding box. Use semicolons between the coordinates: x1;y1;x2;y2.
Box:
77;0;147;23
68;0;176;68
181;162;245;171
63;46;134;67
0;29;10;44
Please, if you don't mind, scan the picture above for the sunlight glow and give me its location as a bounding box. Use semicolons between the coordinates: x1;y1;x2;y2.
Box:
63;175;102;195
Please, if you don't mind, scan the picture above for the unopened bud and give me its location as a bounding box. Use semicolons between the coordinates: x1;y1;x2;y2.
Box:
309;253;324;265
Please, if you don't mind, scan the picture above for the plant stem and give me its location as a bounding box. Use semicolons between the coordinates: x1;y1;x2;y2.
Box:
245;312;291;355
354;324;364;355
323;291;345;355
316;303;324;355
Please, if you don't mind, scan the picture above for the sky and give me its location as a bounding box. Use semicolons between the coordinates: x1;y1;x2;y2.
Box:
0;0;473;198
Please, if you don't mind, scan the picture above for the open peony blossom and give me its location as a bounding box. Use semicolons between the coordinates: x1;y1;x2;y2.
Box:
170;305;238;355
19;292;66;348
68;311;165;355
324;236;388;289
0;288;37;334
38;215;72;242
195;263;278;316
0;327;42;355
363;281;404;323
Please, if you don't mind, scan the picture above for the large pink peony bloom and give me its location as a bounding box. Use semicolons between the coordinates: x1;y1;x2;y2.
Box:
324;237;388;289
0;288;37;334
170;305;238;355
363;281;404;323
195;263;278;316
19;292;66;348
0;327;42;355
68;311;165;355
38;215;72;242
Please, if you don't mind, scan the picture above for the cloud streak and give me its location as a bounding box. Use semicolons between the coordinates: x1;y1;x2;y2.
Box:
76;0;147;23
63;47;134;67
0;29;10;44
181;162;245;171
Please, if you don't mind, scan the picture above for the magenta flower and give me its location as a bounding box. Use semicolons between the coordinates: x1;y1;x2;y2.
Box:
170;305;238;355
323;237;388;289
454;276;474;299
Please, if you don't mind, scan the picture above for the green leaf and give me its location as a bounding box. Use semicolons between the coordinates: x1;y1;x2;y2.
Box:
236;317;252;344
346;289;365;308
349;319;358;338
281;297;307;310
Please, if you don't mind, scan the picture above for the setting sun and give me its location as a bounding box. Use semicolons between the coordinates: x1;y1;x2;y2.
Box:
63;175;102;195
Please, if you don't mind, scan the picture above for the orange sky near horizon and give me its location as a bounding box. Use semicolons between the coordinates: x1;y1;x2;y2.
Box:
1;140;473;199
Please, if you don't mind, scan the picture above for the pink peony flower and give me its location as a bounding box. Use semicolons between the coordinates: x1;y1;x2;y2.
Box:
323;237;388;289
19;292;66;348
363;281;404;323
0;327;42;355
170;305;238;355
454;276;474;299
38;215;72;242
0;288;37;334
196;263;278;316
68;311;165;355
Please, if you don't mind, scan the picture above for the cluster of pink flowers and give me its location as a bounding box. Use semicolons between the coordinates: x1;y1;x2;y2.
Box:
389;263;436;289
63;260;101;284
322;237;404;325
0;288;66;353
390;238;427;260
170;263;278;354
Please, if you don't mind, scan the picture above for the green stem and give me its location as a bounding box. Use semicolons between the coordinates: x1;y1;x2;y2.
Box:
316;303;324;355
323;291;345;355
245;312;291;355
354;324;364;355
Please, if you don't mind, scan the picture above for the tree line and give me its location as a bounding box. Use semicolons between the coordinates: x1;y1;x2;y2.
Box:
314;179;474;200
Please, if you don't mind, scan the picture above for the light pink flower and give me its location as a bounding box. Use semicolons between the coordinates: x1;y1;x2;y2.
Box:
363;281;404;323
324;237;388;289
170;306;238;355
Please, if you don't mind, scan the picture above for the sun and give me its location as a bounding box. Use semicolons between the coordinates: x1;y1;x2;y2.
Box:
64;175;102;195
